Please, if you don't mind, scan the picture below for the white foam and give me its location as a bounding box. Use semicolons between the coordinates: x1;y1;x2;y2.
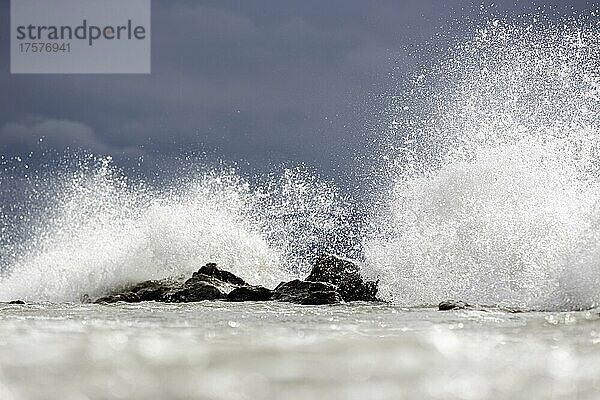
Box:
364;18;600;310
0;163;348;302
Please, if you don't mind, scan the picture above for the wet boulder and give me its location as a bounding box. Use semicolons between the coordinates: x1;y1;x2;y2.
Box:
226;285;274;302
94;263;248;304
161;263;249;302
165;280;225;302
272;279;342;305
305;254;378;302
194;263;247;286
176;263;245;296
132;279;177;301
94;278;176;304
95;292;141;303
438;300;473;311
297;290;343;305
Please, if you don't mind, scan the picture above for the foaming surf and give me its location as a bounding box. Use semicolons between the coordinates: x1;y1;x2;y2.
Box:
364;15;600;310
0;157;352;302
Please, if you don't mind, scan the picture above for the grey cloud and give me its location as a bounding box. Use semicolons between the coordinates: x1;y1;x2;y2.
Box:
0;118;146;158
0;0;597;190
1;118;108;153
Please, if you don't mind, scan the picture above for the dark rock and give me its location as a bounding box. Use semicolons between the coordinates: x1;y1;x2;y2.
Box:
439;300;473;311
194;263;246;286
498;306;523;313
8;300;25;305
94;278;177;304
90;259;383;306
132;279;176;301
95;292;142;304
298;291;343;305
305;254;378;302
226;285;273;302
93;264;248;304
180;263;246;297
165;281;225;302
272;279;342;305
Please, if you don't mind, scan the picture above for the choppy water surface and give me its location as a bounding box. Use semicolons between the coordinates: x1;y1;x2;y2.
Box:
1;302;599;400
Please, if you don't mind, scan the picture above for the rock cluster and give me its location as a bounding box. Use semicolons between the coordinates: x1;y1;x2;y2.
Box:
94;254;380;305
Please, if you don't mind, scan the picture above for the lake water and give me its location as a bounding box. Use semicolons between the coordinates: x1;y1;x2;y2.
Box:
1;301;599;400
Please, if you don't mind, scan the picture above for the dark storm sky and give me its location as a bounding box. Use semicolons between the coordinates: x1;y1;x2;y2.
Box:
0;0;596;187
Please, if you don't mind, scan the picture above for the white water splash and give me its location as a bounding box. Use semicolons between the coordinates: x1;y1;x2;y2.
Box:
0;159;350;302
365;17;600;310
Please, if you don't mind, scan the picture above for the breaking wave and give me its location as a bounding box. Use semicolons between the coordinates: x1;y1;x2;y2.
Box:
0;157;352;302
364;15;600;310
3;14;600;311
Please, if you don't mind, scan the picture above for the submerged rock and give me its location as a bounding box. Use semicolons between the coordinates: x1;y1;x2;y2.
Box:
438;300;523;313
438;300;473;311
305;254;378;302
272;279;342;305
227;285;273;302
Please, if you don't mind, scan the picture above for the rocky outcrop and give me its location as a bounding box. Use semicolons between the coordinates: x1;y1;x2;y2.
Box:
272;280;342;305
306;254;379;302
164;263;244;302
194;263;246;287
165;280;225;302
226;285;273;302
93;254;380;306
95;278;177;304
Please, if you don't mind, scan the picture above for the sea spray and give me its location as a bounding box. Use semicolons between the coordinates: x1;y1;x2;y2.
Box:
4;16;600;310
0;157;352;302
364;16;600;310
